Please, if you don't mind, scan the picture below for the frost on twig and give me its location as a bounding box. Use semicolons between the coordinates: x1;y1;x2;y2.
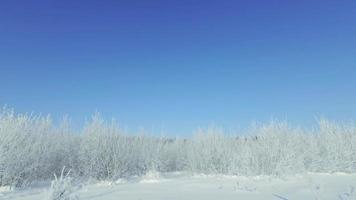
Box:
47;167;79;200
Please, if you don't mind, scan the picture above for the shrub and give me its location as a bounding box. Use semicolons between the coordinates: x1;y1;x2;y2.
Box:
47;167;79;200
0;107;355;187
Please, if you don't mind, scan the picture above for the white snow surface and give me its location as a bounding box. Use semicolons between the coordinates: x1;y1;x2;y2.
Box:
2;172;356;200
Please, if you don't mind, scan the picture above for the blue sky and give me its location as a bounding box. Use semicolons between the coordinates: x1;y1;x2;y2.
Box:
1;0;356;135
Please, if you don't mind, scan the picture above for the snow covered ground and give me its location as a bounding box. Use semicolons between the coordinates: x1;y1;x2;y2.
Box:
2;172;356;200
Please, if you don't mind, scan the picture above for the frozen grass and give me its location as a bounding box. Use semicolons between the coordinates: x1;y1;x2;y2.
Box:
46;167;79;200
0;107;356;187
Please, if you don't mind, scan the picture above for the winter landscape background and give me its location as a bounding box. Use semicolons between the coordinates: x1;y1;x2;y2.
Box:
2;0;356;199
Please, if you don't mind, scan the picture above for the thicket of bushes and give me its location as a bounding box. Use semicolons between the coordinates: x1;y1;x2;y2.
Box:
0;108;355;187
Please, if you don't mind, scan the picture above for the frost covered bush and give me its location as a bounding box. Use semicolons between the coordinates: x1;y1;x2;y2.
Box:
1;107;356;187
186;128;235;174
47;167;79;200
78;114;162;180
0;109;77;187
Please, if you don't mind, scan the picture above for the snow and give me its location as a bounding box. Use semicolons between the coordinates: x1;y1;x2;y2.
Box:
1;109;356;199
2;173;356;200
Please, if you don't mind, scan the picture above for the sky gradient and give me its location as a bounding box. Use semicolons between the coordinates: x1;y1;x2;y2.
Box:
1;0;356;135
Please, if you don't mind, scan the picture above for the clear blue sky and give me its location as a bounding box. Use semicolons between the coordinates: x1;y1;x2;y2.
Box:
1;0;356;135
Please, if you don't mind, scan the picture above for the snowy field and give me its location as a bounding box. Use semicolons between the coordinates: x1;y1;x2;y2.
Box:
1;109;356;200
1;172;356;200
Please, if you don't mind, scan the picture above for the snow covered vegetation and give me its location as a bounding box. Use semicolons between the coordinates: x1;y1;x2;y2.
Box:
0;107;356;188
46;167;79;200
